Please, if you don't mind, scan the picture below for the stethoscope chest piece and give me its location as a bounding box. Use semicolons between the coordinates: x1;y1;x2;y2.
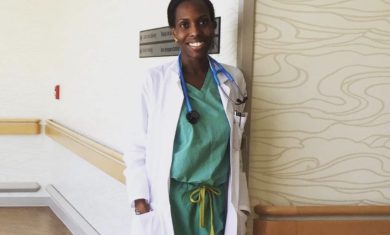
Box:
186;110;200;124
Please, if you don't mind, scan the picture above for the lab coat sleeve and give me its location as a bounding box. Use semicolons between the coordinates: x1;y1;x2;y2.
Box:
238;167;251;213
236;69;251;214
123;74;153;207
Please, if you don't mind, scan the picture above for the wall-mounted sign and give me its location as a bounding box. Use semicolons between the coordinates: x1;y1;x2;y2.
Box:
139;17;221;58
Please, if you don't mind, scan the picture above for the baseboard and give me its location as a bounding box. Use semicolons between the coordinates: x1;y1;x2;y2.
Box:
44;119;125;183
47;185;99;235
0;182;41;193
0;119;41;135
0;196;50;207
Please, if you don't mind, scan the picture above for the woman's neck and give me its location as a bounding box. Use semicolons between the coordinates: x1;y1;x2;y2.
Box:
181;55;209;76
180;55;210;89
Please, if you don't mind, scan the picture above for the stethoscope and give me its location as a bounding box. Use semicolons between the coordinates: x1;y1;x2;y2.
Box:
178;52;247;124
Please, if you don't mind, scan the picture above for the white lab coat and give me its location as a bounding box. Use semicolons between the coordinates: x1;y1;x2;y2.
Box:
123;59;250;235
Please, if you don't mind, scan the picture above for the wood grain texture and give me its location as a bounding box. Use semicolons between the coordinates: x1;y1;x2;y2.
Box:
250;0;390;207
254;220;390;235
254;205;390;235
255;205;390;216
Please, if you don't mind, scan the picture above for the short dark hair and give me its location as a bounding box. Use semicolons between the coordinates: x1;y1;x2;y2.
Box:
167;0;215;27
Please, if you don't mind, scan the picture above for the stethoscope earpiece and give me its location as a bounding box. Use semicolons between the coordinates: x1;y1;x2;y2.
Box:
236;96;248;105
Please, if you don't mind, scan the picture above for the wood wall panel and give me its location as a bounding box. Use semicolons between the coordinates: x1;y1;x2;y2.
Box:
250;0;390;206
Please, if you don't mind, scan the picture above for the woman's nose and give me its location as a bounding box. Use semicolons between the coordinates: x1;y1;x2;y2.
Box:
189;24;200;37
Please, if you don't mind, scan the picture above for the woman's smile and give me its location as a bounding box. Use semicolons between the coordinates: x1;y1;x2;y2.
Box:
188;41;205;48
187;40;207;52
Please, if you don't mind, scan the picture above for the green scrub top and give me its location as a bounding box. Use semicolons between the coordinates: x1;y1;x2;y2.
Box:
169;70;230;235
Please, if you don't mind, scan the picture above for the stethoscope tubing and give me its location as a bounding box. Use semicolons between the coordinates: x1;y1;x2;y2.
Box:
208;56;247;106
178;53;194;113
177;52;246;123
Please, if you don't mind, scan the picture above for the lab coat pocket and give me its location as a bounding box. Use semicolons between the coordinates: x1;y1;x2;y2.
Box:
232;112;247;150
237;210;248;235
131;210;160;235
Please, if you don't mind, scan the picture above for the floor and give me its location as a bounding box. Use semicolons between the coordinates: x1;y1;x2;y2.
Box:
0;207;72;235
0;135;132;235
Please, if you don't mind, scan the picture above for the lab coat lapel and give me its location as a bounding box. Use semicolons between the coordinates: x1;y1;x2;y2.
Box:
169;63;184;117
217;73;233;127
168;73;184;126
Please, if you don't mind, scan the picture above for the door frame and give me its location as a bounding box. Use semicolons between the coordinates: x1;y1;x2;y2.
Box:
237;0;256;174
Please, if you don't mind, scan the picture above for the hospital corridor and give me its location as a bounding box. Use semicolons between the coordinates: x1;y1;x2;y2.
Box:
1;0;390;234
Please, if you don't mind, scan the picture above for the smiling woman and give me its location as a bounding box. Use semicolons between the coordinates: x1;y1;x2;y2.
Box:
169;0;216;89
123;0;250;235
0;0;247;234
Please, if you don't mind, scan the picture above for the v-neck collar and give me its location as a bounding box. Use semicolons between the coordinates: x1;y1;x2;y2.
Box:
186;69;212;96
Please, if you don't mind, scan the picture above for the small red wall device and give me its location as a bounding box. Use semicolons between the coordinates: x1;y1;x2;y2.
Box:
55;85;60;100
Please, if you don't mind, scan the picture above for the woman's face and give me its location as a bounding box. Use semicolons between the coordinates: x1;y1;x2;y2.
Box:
171;0;215;61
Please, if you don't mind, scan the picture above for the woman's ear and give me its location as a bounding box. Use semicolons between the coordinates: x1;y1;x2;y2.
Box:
171;28;178;43
212;20;217;30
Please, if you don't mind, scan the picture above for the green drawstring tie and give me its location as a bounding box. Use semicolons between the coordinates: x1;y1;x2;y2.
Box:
189;185;221;235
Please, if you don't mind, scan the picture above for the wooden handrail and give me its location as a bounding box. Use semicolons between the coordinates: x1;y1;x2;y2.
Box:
255;205;390;217
0;118;40;123
45;119;125;183
0;118;41;134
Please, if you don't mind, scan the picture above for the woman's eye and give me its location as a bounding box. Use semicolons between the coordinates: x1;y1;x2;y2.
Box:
179;22;189;29
199;19;209;26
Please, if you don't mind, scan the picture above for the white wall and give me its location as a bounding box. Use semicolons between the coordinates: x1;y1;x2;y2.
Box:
48;0;137;151
0;0;57;118
0;0;240;151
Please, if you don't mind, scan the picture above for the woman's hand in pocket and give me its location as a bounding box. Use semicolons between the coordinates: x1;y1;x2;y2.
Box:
134;199;150;215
